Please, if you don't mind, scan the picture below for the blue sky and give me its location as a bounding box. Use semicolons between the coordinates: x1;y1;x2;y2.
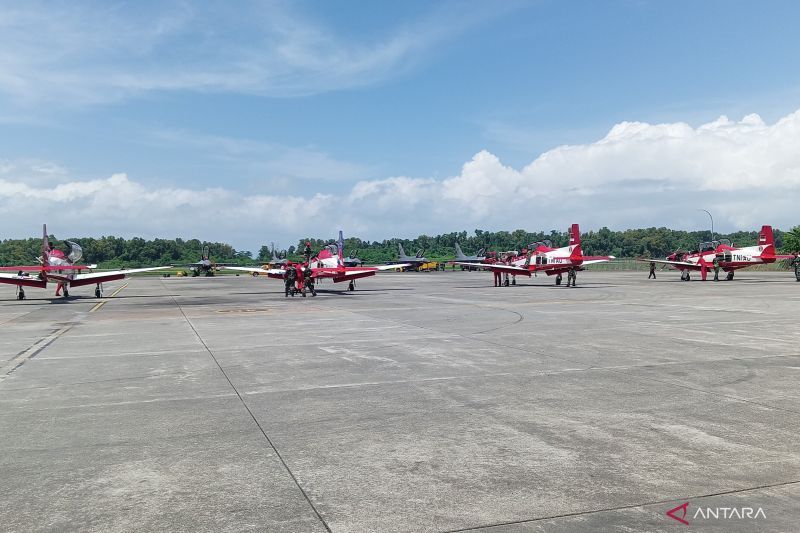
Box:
2;0;800;251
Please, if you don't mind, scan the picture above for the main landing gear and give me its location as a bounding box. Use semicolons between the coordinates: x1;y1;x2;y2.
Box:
348;280;356;291
681;271;691;281
95;284;103;298
555;274;562;285
17;287;25;300
726;271;734;281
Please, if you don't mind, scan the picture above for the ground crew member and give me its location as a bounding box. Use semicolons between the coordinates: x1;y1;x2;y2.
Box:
303;264;316;296
295;263;305;296
566;267;577;287
284;261;296;297
713;258;720;281
493;268;501;287
792;252;800;281
648;261;656;279
303;241;313;263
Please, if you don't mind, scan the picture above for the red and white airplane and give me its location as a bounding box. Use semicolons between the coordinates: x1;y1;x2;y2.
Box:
224;231;409;294
0;225;172;300
455;224;614;285
642;225;793;281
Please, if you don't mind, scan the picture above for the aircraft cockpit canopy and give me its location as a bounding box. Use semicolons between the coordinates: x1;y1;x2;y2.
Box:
529;240;553;249
66;241;82;263
698;239;732;252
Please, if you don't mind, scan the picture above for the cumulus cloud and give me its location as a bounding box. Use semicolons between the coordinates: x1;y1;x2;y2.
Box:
2;110;799;250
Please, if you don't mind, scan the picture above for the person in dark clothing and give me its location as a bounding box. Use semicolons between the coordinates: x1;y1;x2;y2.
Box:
303;241;313;263
713;258;720;281
284;262;297;297
566;268;577;287
792;252;800;281
304;265;316;296
648;262;656;279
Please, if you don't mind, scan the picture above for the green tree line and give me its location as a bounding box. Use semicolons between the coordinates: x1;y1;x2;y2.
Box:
295;226;800;264
2;226;798;267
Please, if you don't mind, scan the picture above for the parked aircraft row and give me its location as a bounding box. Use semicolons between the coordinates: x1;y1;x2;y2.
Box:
0;224;796;301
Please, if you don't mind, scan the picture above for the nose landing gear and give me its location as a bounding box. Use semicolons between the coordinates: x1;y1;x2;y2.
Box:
95;284;103;298
17;287;25;300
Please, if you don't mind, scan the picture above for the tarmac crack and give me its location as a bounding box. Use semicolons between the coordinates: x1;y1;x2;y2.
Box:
164;286;333;533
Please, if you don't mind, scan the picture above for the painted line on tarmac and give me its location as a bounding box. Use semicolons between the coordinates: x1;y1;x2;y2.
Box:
89;282;128;313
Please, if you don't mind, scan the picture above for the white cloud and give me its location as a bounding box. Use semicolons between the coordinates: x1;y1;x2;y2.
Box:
2;110;799;250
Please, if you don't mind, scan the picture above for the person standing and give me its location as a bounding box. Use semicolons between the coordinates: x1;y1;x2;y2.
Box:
566;268;577;287
648;261;656;279
304;264;316;296
493;268;501;287
713;258;720;282
284;261;296;297
792;252;800;281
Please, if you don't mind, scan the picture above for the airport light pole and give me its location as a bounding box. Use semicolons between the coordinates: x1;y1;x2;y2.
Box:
698;209;714;241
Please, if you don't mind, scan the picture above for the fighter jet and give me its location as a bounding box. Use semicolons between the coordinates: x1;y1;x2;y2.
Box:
0;225;172;300
640;225;793;281
395;243;428;271
342;249;363;267
454;224;614;286
452;243;486;270
266;243;288;268
224;231;408;294
179;245;234;277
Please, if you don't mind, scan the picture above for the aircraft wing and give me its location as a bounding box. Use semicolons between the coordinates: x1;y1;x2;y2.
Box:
0;272;48;288
372;263;410;271
580;255;615;265
636;258;697;268
72;266;174;282
222;266;286;276
453;262;532;276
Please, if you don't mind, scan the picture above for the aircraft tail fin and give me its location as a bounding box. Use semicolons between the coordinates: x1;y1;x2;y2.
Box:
398;243;406;258
338;230;344;265
454;243;465;259
758;225;775;257
568;223;582;259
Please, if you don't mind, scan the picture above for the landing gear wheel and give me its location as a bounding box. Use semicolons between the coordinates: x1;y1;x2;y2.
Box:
511;278;516;286
94;286;102;298
726;271;734;281
348;281;355;291
63;287;69;298
555;274;562;286
17;287;25;300
503;279;509;287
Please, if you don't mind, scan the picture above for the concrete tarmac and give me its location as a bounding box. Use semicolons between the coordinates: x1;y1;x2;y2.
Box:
1;270;799;532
